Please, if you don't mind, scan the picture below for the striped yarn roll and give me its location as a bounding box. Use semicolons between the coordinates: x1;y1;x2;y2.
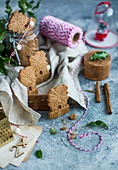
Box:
68;55;103;151
39;15;83;48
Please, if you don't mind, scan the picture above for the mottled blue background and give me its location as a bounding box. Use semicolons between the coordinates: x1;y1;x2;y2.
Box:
0;0;118;170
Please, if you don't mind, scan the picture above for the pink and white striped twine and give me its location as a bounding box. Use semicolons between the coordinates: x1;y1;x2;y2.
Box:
68;55;103;151
39;15;83;48
10;124;27;138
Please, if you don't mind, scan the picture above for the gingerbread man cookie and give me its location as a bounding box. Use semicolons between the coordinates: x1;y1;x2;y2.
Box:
8;10;29;33
8;10;36;33
47;84;69;119
19;66;38;94
29;50;50;84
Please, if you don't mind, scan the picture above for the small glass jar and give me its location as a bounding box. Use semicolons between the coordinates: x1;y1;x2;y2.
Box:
9;24;39;66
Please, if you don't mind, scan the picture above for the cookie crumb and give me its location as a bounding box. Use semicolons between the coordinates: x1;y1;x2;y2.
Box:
61;119;65;122
60;127;67;130
64;123;67;125
70;132;75;135
84;99;86;102
69;114;77;120
75;129;78;131
70;136;76;139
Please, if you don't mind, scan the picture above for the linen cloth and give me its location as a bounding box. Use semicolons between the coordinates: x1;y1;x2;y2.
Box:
0;34;88;125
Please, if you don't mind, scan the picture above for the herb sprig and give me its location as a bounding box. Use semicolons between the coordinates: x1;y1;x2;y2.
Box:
18;0;41;18
91;51;108;61
5;0;13;20
50;123;57;135
83;120;109;130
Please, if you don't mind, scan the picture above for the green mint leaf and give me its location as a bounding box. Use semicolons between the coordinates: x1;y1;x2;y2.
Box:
32;0;41;10
0;61;7;74
91;51;108;61
83;120;109;130
18;0;28;14
27;11;35;18
6;0;10;5
0;52;16;75
18;0;23;11
5;0;12;19
0;55;11;63
0;31;7;42
18;0;41;19
35;149;43;159
0;19;6;34
50;123;57;135
27;1;34;9
5;9;11;13
0;43;5;52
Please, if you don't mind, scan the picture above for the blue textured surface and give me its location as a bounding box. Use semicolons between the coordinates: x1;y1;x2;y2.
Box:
0;0;118;170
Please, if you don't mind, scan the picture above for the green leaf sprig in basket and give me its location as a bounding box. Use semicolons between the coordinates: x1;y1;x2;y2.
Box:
18;0;41;18
91;51;108;61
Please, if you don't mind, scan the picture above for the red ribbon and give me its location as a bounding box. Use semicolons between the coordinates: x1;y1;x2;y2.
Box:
94;2;111;15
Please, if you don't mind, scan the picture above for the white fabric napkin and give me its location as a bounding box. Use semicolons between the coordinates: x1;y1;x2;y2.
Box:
37;35;88;107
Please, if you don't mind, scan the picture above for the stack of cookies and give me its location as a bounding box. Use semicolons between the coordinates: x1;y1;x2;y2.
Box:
8;10;69;119
28;84;70;119
8;10;50;93
19;51;50;94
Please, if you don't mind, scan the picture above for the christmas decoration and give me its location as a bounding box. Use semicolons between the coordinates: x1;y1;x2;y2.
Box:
84;2;118;48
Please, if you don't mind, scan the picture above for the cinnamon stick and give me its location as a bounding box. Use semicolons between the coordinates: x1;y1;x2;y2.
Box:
104;83;112;115
96;81;101;103
85;90;95;93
